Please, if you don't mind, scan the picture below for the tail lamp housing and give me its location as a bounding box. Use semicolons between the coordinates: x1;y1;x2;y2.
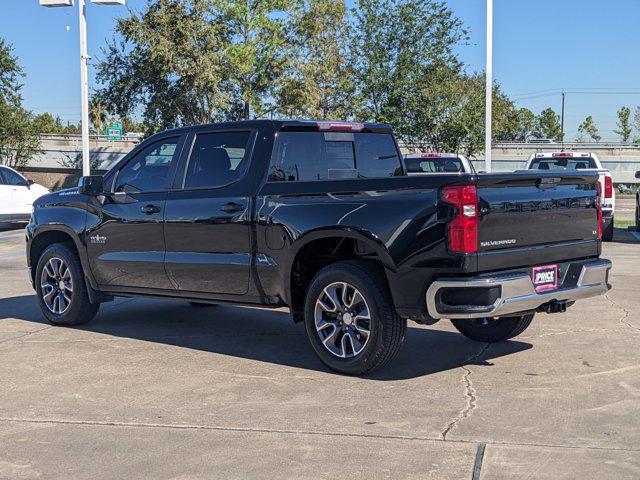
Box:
442;185;478;254
604;176;613;199
596;182;603;238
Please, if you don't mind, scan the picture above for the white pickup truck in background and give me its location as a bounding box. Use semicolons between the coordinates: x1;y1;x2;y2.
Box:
404;152;476;174
525;152;615;241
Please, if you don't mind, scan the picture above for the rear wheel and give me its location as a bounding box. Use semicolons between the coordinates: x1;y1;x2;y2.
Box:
35;243;99;326
303;261;406;375
602;215;614;242
451;313;534;342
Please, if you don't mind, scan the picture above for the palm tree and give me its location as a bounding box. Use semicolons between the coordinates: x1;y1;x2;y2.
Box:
89;96;108;135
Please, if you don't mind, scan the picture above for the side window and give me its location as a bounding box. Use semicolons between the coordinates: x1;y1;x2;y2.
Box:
183;131;251;189
268;132;357;181
268;132;325;181
268;132;401;182
114;137;180;193
355;134;402;178
0;169;6;185
1;168;26;186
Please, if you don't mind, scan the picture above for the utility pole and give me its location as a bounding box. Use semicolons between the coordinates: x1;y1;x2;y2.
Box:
40;0;126;177
561;90;566;146
79;0;90;176
485;0;493;172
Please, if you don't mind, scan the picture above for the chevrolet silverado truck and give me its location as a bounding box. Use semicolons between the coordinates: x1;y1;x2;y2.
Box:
26;120;612;375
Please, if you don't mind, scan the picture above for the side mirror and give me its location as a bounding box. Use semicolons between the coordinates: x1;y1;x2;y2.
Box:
635;171;640;180
25;179;35;188
78;175;104;196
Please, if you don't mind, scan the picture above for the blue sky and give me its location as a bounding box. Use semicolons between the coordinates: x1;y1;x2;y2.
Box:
1;0;639;140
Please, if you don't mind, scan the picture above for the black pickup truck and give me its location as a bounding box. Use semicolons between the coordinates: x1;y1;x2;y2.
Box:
26;120;611;375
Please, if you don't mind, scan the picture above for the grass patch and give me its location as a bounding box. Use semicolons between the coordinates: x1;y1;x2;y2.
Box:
614;219;637;229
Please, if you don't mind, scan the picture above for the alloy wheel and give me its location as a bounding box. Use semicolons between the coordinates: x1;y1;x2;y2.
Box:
314;281;371;358
40;257;73;314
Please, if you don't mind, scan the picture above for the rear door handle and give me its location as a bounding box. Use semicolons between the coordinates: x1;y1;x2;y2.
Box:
140;204;161;215
220;202;245;213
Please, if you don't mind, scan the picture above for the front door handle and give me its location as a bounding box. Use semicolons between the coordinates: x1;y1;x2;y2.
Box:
220;202;245;213
140;204;161;215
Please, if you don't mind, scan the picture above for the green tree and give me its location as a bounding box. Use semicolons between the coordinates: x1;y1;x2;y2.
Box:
513;108;537;142
0;38;23;106
96;0;234;133
33;112;65;134
614;106;632;142
350;0;470;153
535;108;563;142
350;0;466;124
222;0;292;119
576;115;601;143
632;106;640;143
0;38;40;168
275;0;354;119
89;95;109;135
0;102;41;168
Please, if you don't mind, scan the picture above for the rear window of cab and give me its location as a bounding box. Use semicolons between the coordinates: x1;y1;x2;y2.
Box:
268;132;403;182
530;157;598;170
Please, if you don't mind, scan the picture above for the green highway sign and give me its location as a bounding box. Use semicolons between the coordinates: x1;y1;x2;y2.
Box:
106;122;123;141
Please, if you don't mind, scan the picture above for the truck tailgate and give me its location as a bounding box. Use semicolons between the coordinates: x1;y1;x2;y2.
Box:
476;171;600;272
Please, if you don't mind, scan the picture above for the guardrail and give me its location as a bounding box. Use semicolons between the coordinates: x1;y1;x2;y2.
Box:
39;133;143;142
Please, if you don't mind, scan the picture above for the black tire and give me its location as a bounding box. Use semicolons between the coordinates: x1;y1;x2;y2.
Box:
451;313;534;343
303;260;406;376
602;216;614;242
35;243;99;326
188;302;217;307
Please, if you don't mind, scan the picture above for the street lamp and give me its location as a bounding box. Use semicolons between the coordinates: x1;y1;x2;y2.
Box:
40;0;125;177
485;0;493;173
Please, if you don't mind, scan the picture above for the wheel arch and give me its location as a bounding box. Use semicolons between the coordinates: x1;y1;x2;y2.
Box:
28;226;95;288
286;228;397;323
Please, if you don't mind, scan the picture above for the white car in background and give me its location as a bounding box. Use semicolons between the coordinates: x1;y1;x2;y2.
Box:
404;152;476;174
0;166;50;226
525;152;615;241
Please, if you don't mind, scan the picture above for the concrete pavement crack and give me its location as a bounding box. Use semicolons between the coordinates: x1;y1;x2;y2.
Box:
2;417;638;454
605;294;638;333
441;342;490;441
0;325;52;346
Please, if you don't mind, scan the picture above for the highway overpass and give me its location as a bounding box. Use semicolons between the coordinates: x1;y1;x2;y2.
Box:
19;135;640;185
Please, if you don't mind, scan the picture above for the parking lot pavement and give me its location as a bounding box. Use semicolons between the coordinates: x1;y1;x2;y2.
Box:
616;196;636;222
0;227;639;479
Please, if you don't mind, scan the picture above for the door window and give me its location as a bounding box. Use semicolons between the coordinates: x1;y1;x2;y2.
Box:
183;131;252;189
114;137;180;193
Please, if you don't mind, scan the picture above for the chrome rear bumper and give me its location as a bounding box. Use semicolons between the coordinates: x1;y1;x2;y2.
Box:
426;259;611;320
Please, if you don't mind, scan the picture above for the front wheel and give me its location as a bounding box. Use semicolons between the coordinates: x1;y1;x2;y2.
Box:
304;261;406;375
451;313;534;342
35;243;99;326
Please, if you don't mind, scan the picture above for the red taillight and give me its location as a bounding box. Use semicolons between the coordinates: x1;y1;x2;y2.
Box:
552;152;573;158
442;185;478;254
317;121;364;132
421;153;441;158
604;176;613;199
596;182;603;238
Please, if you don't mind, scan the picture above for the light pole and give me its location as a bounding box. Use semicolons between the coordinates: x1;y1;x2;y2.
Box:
40;0;125;177
485;0;493;173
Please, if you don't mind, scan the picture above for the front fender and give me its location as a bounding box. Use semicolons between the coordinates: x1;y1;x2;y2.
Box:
27;201;95;288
